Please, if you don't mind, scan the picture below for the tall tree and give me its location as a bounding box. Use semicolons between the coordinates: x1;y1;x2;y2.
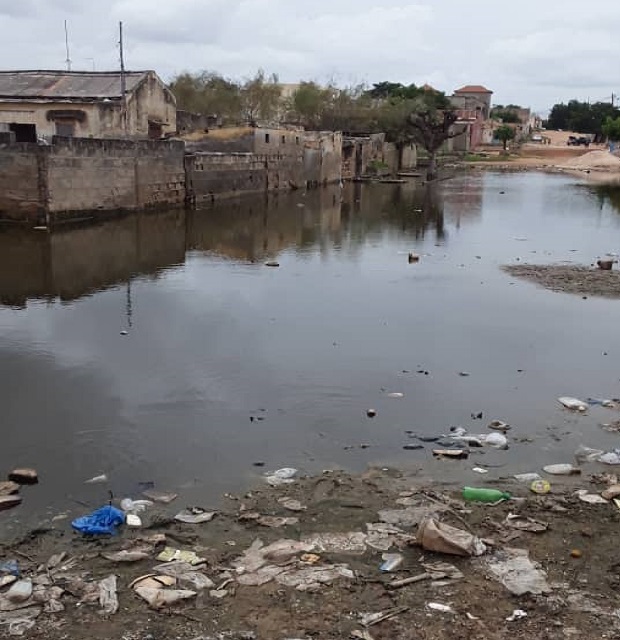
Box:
288;82;333;128
602;116;620;141
169;71;241;122
240;70;282;125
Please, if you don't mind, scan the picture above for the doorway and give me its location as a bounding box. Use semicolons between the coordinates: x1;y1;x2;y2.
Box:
9;123;36;143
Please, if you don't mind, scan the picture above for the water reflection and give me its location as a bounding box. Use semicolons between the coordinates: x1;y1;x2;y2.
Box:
592;184;620;214
0;181;451;306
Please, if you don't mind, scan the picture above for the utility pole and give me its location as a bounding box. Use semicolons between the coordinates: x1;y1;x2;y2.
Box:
64;20;72;71
612;93;616;108
119;21;127;134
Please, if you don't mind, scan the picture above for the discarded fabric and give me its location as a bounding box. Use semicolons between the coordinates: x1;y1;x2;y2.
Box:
417;517;486;557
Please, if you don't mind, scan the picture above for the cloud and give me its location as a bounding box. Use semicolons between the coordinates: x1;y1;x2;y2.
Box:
0;0;618;109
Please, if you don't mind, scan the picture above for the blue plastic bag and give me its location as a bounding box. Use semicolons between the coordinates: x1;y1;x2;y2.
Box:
72;505;125;535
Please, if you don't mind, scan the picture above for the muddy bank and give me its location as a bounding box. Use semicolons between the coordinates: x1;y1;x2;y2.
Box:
502;264;620;299
2;466;620;639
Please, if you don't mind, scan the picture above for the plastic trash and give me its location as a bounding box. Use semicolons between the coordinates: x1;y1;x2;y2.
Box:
543;464;581;476
387;392;404;399
601;485;620;500
488;420;510;432
587;397;615;408
277;497;307;512
98;575;118;614
558;397;588;412
0;560;20;577
530;479;551;494
379;553;404;572
432;449;469;459
142;489;178;503
472;467;489;474
101;548;151;562
506;609;528;622
264;468;298;486
574;445;605;464
427;602;455;614
0;496;22;512
483;432;508;449
126;514;142;528
417;517;487;557
72;505;125;535
575;490;608;505
462;487;511;503
482;548;550;595
514;473;542;484
598;449;620;465
505;514;548;533
120;498;153;513
84;474;108;484
156;547;205;565
8;468;38;485
6;580;32;603
0;482;20;496
135;585;197;610
174;507;216;524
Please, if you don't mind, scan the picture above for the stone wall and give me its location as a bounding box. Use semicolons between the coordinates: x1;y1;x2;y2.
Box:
0;142;44;222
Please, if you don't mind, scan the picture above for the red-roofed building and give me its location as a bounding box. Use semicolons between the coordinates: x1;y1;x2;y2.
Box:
449;84;494;151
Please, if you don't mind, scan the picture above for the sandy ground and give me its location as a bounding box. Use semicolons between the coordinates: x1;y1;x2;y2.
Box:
3;462;620;639
465;131;620;183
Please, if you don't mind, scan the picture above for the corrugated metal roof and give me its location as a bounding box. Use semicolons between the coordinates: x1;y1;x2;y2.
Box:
0;70;150;100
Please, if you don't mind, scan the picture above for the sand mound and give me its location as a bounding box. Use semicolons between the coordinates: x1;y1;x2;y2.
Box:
559;150;620;170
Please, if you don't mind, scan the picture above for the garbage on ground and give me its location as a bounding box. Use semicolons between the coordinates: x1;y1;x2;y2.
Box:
232;539;313;574
587;397;615;408
125;514;142;528
0;608;42;637
255;515;299;528
8;469;38;485
427;602;455;614
601;485;620;500
433;449;469;460
277;497;306;512
142;489;178;504
151;563;215;590
72;505;125;535
506;609;528;622
0;482;20;496
417;517;487;557
543;464;581;476
174;507;216;524
514;472;542;484
156;547;205;566
575;446;605;464
102;546;153;563
447;428;508;449
84;474;108;484
387;392;404;398
0;576;17;589
575;490;608;505
379;553;404;572
379;504;447;527
481;548;550;596
302;532;368;554
0;560;20;577
472;467;489;474
265;261;280;267
408;253;420;263
134;584;196;610
365;522;416;551
488;420;510;432
120;498;153;513
0;496;22;512
505;514;548;533
98;575;118;615
558;397;588;412
530;479;551;494
264;468;298;487
598;449;620;465
366;409;377;418
462;487;511;503
6;580;32;603
360;606;409;627
422;561;464;582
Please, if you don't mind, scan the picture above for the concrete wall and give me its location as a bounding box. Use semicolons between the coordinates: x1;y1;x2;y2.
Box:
303;131;343;185
0;142;44;221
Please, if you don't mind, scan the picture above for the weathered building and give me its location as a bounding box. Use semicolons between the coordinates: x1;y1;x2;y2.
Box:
0;70;176;141
448;85;494;152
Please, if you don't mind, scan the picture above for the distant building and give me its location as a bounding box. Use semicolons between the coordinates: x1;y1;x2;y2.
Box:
451;85;493;119
0;70;176;142
449;85;494;152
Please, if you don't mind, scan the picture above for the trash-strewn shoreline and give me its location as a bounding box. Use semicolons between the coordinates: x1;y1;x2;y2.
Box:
2;464;620;640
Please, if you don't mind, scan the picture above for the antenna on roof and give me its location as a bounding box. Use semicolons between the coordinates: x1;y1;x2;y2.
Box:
64;20;72;71
119;21;127;133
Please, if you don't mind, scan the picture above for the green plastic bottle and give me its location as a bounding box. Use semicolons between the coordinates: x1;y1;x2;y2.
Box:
462;487;511;503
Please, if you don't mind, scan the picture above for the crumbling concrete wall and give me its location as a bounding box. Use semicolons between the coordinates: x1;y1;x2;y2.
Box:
0;140;44;222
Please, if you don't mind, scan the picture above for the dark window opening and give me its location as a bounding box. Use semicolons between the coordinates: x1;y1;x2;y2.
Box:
265;133;270;143
55;120;76;137
148;121;163;139
9;123;36;143
343;145;354;160
281;135;286;144
295;136;300;145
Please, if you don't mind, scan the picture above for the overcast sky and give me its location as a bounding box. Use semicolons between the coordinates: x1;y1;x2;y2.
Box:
1;0;618;113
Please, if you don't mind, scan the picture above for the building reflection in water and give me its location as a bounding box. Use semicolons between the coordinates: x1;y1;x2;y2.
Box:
0;179;464;307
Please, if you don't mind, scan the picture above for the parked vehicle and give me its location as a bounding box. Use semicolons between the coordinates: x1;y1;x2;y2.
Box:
567;135;590;147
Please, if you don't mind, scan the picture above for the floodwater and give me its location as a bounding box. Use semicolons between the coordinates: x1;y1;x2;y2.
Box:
2;171;620;532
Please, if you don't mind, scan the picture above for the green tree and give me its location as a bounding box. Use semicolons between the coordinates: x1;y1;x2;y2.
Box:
169;71;241;122
288;82;333;128
491;108;521;123
602;116;620;141
240;70;282;125
547;100;620;135
494;124;516;150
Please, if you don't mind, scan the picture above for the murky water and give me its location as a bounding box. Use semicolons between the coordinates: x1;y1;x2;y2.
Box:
2;171;620;532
